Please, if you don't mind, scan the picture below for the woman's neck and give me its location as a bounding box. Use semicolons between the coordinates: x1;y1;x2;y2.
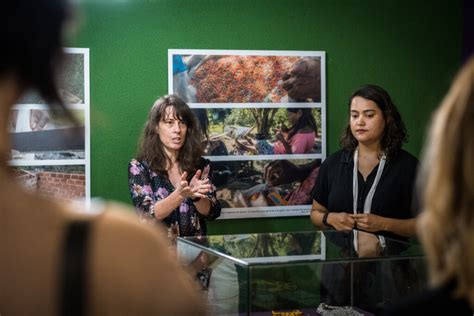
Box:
357;142;381;159
163;148;179;171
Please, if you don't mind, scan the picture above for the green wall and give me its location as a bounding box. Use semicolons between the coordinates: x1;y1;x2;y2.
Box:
71;0;463;234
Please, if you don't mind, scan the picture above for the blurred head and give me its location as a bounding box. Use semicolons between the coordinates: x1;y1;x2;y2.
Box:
418;57;474;307
340;85;407;159
1;0;71;108
137;95;203;176
286;108;318;138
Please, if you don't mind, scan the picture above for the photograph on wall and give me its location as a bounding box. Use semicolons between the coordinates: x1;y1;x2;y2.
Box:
210;158;321;219
13;165;86;202
17;51;86;105
9;48;90;205
169;49;324;106
169;49;326;218
193;107;322;157
9;107;85;162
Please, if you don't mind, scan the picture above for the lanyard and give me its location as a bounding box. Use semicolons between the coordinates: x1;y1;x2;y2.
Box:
352;148;387;253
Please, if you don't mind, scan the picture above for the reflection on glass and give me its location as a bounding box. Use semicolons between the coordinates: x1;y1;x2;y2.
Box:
178;231;425;315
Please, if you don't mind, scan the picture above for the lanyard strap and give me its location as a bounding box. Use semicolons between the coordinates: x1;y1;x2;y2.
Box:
352;148;387;252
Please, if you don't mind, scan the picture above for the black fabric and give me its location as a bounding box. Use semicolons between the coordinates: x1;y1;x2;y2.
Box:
384;279;473;315
60;220;91;316
312;149;418;241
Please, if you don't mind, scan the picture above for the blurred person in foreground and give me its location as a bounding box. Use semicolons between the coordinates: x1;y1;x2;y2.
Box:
0;1;207;315
387;58;474;315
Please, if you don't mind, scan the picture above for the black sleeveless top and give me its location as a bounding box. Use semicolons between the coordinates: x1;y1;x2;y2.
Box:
60;220;91;316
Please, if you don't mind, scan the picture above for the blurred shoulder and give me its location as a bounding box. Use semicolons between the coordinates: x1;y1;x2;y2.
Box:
81;201;207;315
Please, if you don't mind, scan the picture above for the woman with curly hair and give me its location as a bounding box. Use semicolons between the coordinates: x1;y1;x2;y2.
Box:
128;95;221;238
311;84;417;243
309;85;420;311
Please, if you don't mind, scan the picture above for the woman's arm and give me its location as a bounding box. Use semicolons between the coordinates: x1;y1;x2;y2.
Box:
128;159;162;223
275;132;293;154
352;214;417;237
310;200;356;231
128;160;198;222
152;190;186;221
154;171;209;220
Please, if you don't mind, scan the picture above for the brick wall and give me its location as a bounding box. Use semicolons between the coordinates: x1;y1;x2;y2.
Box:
15;169;85;201
37;172;86;201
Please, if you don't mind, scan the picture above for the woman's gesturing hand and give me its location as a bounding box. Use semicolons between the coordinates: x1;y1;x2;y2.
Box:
188;166;212;198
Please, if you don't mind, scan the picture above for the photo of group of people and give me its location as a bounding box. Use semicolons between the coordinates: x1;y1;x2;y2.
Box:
9;48;90;204
169;49;326;218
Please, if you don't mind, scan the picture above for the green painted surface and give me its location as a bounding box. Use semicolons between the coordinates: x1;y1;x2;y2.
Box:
71;0;463;234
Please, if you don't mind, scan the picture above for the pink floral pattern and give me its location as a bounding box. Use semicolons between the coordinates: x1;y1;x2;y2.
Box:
128;158;221;237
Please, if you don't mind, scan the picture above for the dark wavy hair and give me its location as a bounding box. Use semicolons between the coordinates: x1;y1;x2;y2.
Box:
287;108;319;138
339;85;407;159
137;95;203;178
1;0;74;120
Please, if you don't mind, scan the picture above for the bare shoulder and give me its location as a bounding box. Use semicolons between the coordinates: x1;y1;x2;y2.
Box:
87;202;207;315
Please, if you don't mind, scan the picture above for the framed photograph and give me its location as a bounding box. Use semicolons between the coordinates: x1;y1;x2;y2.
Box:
9;106;85;164
168;49;326;218
9;48;90;205
168;49;325;107
211;158;321;219
193;107;322;160
17;50;88;106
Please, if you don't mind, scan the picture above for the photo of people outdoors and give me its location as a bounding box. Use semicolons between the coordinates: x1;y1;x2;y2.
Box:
211;158;321;218
193;107;322;157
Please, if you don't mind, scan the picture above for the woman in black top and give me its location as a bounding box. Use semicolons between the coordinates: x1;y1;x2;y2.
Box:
311;84;418;245
310;85;419;313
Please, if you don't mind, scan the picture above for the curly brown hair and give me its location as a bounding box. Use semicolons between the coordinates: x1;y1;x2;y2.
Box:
137;95;203;178
339;85;407;159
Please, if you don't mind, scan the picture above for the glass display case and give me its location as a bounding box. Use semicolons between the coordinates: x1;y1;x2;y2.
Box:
177;231;425;315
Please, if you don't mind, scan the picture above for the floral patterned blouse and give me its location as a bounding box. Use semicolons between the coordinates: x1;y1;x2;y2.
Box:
128;158;221;237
